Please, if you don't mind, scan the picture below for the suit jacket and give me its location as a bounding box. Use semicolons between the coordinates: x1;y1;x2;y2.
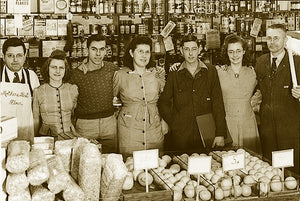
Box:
255;50;300;174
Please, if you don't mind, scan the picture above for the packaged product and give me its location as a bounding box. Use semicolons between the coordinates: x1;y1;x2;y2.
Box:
55;139;75;172
27;149;49;185
6;140;30;173
31;185;55;201
7;187;31;201
71;138;90;181
78;143;101;201
5;172;29;195
63;177;84;201
100;154;127;201
47;155;70;194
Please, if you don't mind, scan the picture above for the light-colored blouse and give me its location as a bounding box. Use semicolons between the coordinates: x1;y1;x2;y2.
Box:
33;83;78;139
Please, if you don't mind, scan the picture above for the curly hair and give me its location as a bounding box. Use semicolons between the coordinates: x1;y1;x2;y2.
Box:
123;36;155;70
41;49;71;83
221;34;251;66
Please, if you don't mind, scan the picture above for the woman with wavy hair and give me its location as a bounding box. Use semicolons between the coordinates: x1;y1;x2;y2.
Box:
217;34;261;152
33;49;79;140
113;36;167;156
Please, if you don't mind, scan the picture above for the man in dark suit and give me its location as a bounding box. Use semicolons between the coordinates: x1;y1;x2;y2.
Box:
255;24;300;174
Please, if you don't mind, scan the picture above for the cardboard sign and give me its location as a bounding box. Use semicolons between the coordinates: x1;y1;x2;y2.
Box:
188;156;211;175
133;149;159;170
222;152;245;171
272;149;294;168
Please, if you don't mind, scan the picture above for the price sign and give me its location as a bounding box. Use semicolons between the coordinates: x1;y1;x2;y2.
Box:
222;152;245;172
133;149;159;170
272;149;294;168
188;156;212;175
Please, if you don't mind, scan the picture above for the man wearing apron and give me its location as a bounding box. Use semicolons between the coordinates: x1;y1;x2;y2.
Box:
1;38;40;143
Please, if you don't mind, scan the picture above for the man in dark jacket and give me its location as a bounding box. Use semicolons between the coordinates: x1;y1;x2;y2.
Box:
158;35;227;152
255;24;300;174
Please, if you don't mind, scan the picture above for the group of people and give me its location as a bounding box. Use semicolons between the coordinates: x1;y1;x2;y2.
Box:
1;23;299;174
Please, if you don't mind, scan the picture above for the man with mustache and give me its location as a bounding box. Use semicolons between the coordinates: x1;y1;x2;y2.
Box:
255;24;300;174
69;34;119;153
0;37;40;142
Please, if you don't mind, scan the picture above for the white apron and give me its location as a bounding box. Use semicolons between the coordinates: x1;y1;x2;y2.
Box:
0;82;34;143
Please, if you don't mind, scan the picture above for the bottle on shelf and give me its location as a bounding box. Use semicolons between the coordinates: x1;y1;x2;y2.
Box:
168;0;175;14
104;0;109;13
70;0;77;13
125;0;132;13
77;0;83;13
99;0;104;13
143;0;151;13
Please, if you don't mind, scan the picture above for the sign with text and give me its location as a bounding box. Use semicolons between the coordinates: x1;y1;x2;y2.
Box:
272;149;294;168
133;149;159;170
188;156;212;175
222;152;245;172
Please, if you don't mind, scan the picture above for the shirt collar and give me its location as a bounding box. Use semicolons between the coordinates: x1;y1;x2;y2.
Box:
4;65;23;82
270;50;285;65
178;60;208;71
78;58;104;74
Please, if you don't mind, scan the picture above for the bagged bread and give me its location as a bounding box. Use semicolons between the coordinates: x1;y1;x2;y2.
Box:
63;177;84;201
78;143;101;201
47;155;70;194
6;140;30;173
6;172;29;195
100;154;127;201
55;139;75;172
71;138;90;181
27;149;49;185
7;187;31;201
31;185;55;201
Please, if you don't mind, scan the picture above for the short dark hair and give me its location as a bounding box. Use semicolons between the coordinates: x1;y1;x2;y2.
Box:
221;34;251;66
87;34;107;49
180;34;202;47
2;37;26;55
123;36;155;70
41;49;71;83
267;23;287;33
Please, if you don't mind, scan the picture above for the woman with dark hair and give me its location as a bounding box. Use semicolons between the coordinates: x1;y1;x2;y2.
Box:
217;34;261;152
113;36;167;156
33;49;79;140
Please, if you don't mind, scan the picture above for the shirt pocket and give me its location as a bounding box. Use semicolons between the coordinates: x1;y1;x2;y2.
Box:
119;110;133;128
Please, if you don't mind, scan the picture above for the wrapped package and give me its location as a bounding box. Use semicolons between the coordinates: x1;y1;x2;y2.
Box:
71;138;90;181
31;185;55;201
63;177;84;201
55;139;75;172
6;140;30;173
100;154;128;201
28;149;49;185
47;155;70;194
6;172;29;195
0;190;7;201
78;143;101;201
0;148;6;186
7;187;31;201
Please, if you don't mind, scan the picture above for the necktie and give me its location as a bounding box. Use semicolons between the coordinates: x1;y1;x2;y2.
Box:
13;72;20;83
271;57;277;76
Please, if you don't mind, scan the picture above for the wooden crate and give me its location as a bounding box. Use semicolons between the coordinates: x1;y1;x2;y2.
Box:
122;181;172;201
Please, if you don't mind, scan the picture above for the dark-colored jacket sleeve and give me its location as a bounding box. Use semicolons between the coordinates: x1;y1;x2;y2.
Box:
210;66;227;137
158;72;174;126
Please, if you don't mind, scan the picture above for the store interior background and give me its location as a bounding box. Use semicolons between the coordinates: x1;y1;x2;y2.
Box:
1;0;300;84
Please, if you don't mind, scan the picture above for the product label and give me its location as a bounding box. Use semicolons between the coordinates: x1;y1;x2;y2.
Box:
188;156;212;174
272;149;294;168
133;149;159;170
222;152;245;171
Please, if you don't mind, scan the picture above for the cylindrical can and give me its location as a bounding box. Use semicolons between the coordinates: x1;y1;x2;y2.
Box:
109;24;116;35
116;0;123;13
90;24;98;34
72;24;78;35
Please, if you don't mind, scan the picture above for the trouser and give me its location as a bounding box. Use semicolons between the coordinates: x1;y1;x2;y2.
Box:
75;115;117;153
